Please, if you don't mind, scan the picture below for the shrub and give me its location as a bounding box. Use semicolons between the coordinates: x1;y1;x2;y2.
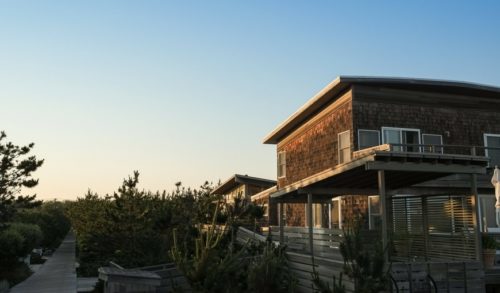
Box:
15;201;71;250
247;242;296;293
0;228;25;266
482;234;498;250
8;223;43;257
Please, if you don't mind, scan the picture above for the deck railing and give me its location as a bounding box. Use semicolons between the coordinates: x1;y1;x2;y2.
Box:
386;144;500;157
269;226;344;259
381;144;500;166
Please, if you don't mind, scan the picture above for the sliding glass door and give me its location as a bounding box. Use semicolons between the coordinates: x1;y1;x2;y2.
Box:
485;134;500;167
382;127;421;152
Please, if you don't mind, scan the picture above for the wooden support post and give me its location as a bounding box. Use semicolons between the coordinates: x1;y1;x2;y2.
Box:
421;196;429;261
307;193;314;256
378;170;389;262
470;173;482;261
279;203;284;244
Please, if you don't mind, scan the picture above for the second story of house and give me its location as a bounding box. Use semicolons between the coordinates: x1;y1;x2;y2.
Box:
263;76;500;188
211;174;276;203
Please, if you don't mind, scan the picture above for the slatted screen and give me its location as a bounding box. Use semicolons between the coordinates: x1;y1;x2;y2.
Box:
391;195;477;262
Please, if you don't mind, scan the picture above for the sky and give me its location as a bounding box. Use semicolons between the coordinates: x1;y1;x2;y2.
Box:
1;1;500;200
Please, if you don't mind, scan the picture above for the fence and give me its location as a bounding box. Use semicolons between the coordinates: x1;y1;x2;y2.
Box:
249;226;488;293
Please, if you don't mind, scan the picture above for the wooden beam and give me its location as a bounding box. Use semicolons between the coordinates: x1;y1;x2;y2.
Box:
270;158;370;199
307;193;314;256
297;187;378;195
388;187;470;196
378;170;389;263
366;161;486;174
273;196;332;204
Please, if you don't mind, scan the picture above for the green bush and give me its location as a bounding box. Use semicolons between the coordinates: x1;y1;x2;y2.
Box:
482;234;498;250
15;201;71;250
0;262;32;287
247;242;296;293
0;228;25;266
8;223;43;257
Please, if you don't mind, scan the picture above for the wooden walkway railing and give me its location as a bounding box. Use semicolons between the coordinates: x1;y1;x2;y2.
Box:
99;262;191;293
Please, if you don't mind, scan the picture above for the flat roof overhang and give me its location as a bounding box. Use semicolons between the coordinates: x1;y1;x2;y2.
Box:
270;150;489;203
263;76;500;145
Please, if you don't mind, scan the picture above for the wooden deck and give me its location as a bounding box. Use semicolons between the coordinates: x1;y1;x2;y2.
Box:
391;261;485;292
485;266;500;285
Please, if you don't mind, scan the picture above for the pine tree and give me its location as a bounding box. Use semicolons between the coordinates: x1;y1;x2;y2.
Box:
0;131;44;227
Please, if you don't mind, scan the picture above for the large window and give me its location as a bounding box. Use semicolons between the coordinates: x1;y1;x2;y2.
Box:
422;134;443;153
277;151;286;178
391;195;476;261
338;130;351;164
484;134;500;167
392;195;423;234
358;129;380;150
382;127;421;152
426;195;473;234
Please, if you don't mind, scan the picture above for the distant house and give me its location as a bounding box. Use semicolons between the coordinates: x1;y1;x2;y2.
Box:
211;174;276;221
262;76;500;290
251;185;278;227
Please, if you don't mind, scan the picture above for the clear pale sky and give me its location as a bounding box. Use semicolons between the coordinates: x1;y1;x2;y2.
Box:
1;1;500;200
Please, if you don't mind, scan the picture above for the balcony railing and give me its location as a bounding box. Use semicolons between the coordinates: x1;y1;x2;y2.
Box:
356;144;500;167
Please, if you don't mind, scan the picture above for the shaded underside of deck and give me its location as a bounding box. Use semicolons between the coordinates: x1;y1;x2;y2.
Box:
271;149;489;202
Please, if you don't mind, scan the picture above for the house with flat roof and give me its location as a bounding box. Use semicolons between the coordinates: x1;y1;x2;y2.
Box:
263;76;500;291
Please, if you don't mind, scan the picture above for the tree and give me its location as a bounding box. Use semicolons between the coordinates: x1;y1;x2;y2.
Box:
0;131;44;226
339;220;389;293
14;201;71;249
67;171;179;276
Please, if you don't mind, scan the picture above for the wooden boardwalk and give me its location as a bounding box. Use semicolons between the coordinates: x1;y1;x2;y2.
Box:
11;232;77;293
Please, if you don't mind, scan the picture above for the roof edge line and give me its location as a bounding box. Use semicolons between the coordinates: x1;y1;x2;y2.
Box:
262;77;342;144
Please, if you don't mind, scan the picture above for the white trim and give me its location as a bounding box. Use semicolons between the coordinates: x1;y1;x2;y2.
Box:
484;133;500;167
328;203;332;229
277;151;286;178
332;197;343;229
304;203;308;227
338;130;351;164
478;193;500;232
357;129;381;150
422;133;444;153
368;195;381;230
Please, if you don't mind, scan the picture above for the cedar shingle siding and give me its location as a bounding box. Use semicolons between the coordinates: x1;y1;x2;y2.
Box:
277;92;353;188
353;85;500;150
